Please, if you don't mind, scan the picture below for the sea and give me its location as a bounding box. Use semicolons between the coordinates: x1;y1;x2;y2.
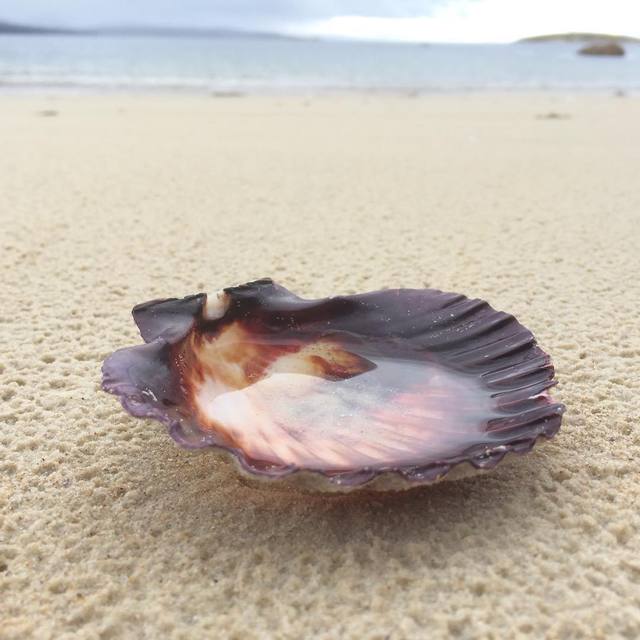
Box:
0;34;638;93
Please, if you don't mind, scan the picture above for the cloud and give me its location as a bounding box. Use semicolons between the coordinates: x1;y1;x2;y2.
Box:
2;0;449;29
2;0;640;42
292;0;640;43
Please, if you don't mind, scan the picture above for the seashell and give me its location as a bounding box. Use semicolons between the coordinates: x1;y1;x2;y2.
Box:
102;279;565;492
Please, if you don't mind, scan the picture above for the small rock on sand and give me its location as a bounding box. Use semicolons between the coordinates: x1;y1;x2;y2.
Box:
536;112;571;120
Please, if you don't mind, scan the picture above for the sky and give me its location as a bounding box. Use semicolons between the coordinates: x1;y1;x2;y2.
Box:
2;0;640;43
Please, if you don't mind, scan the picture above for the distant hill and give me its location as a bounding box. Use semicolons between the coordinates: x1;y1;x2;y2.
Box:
518;32;640;44
0;20;85;35
0;20;297;40
97;25;296;40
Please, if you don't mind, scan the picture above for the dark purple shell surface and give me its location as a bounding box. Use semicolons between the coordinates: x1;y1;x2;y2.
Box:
102;279;565;491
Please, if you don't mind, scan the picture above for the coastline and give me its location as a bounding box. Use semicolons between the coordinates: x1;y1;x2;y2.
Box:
1;91;639;639
0;85;636;98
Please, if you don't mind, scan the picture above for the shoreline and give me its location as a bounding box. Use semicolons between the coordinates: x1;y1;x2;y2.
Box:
0;84;637;97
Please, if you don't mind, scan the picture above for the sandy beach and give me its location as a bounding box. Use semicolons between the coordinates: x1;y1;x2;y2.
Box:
1;92;639;639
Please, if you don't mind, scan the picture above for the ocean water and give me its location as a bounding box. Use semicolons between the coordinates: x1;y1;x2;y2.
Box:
0;34;639;93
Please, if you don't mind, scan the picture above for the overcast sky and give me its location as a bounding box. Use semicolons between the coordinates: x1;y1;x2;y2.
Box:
3;0;640;43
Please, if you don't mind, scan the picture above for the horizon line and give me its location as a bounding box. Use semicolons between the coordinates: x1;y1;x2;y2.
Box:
1;19;638;46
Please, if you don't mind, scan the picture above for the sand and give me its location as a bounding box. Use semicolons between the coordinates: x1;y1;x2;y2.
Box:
1;92;639;639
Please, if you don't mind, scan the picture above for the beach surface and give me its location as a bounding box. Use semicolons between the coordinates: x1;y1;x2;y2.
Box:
1;92;639;639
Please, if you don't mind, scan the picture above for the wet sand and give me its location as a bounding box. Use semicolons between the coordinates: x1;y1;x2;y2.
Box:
1;92;639;639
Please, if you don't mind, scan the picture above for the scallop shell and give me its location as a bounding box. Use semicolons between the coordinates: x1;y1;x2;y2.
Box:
102;279;565;492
